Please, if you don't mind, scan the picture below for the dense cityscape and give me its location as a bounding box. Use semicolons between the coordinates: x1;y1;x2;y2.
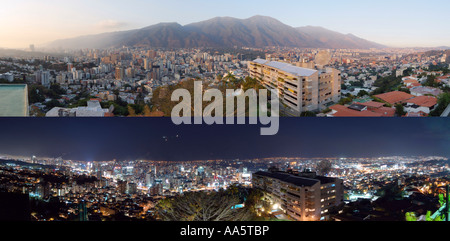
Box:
0;153;448;221
1;46;449;117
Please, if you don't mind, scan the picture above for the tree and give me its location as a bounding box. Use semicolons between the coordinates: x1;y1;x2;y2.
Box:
300;111;317;117
127;106;136;117
50;83;66;95
398;87;411;94
244;189;265;212
395;104;406;116
423;75;440;87
357;90;369;97
338;95;355;105
372;74;402;95
222;72;237;83
430;92;450;116
29;85;46;103
143;105;152;116
155;190;251;221
45;99;63;110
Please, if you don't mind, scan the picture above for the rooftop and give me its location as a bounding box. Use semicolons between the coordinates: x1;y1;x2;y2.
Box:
252;58;268;64
371;106;396;117
355;101;385;109
329;104;384;117
410;86;443;97
348;104;367;112
0;84;29;117
253;171;338;187
406;96;438;108
46;100;110;117
374;91;414;104
252;59;317;77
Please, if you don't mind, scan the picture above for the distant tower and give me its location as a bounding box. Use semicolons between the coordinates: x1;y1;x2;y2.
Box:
29;44;35;52
117;180;127;194
115;67;124;80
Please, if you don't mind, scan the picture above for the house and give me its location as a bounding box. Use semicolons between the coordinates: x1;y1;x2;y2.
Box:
354;101;396;117
402;79;420;88
410;86;443;97
327;104;389;117
403;96;438;115
46;100;113;117
374;91;414;105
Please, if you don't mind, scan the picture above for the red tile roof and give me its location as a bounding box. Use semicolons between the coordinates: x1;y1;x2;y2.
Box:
374;91;414;104
406;96;438;108
371;107;396;117
407;82;422;88
355;101;385;109
403;79;419;84
329;105;383;117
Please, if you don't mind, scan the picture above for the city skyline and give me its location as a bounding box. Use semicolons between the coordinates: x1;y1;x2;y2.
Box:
1;0;450;49
0;118;449;162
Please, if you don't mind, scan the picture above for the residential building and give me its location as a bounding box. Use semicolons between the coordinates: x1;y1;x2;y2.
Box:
404;96;438;115
46;100;113;117
327;102;395;117
0;84;29;116
115;67;124;80
252;168;344;221
374;91;414;105
248;59;341;116
410;86;443;97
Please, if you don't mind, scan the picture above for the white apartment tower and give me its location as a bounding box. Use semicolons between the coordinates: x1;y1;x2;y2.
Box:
252;169;344;221
248;59;341;116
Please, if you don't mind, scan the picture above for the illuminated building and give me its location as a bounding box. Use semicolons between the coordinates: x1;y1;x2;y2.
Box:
252;168;344;221
78;201;88;221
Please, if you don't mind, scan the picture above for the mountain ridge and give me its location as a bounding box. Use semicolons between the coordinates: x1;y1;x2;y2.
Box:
47;15;387;50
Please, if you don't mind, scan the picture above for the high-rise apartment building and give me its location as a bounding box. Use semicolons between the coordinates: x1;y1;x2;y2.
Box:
115;67;124;80
252;168;344;221
0;84;29;117
248;59;341;116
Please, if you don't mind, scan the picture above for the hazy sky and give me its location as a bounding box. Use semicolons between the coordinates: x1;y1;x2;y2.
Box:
1;0;450;49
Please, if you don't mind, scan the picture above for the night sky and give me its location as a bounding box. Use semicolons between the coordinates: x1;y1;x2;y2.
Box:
0;118;449;161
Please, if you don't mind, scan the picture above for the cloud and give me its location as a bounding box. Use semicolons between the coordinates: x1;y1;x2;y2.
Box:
96;19;128;29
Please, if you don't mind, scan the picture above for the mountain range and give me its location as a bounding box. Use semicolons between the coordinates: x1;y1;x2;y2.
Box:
48;15;386;50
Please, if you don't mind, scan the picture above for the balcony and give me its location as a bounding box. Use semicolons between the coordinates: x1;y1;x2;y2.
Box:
286;192;300;199
284;92;298;102
284;79;298;88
